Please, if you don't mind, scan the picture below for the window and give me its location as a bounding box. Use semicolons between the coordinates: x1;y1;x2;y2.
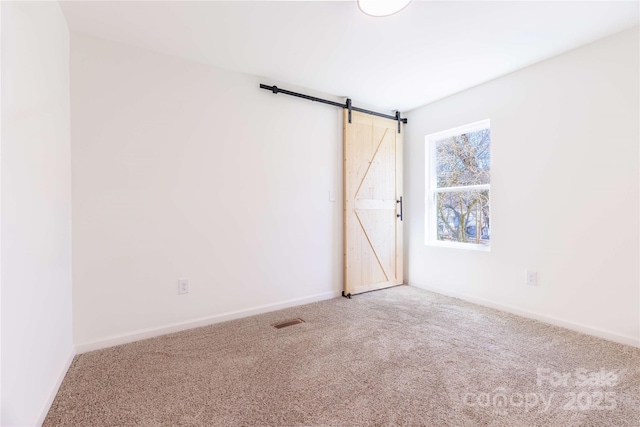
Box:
426;120;490;250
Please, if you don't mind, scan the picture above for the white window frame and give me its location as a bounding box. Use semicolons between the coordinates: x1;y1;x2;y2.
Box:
425;119;491;252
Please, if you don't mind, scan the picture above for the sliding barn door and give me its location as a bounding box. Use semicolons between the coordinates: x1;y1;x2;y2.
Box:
344;110;403;296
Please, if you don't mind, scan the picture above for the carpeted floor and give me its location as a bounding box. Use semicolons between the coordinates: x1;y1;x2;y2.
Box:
45;286;640;426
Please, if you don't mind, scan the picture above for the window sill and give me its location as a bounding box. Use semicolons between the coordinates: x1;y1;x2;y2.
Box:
427;241;491;252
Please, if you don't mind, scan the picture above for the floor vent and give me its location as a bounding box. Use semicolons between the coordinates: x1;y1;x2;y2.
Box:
273;318;305;329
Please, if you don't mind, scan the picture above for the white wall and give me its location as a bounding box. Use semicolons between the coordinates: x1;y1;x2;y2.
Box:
405;27;640;346
71;34;343;350
1;2;74;426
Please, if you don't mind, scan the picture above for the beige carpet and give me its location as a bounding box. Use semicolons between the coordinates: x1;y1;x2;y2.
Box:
45;286;640;426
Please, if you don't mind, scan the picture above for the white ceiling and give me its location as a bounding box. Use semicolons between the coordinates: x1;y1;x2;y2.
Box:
60;1;639;112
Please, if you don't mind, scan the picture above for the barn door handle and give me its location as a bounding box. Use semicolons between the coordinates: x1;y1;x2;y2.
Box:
396;197;403;221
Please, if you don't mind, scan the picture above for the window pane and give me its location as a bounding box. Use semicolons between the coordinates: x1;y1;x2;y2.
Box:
435;128;490;188
436;190;490;245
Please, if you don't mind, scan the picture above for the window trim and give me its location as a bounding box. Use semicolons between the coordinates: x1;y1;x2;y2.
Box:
425;119;491;251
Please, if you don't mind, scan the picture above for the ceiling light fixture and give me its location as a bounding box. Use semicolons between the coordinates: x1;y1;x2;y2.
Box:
358;0;412;17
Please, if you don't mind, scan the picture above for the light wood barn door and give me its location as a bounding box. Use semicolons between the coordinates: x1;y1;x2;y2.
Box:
344;110;403;296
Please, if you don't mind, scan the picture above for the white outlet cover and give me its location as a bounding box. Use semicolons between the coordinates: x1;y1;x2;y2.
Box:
178;279;190;294
526;271;538;286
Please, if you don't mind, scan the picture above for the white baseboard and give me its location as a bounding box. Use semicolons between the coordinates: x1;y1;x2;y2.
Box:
408;282;640;348
76;290;342;354
35;346;76;427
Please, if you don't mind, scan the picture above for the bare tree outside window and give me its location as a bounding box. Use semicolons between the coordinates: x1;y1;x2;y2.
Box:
427;121;490;248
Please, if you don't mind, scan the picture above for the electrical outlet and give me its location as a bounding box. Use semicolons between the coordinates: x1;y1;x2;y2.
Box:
329;189;336;202
526;271;538;286
178;279;190;294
